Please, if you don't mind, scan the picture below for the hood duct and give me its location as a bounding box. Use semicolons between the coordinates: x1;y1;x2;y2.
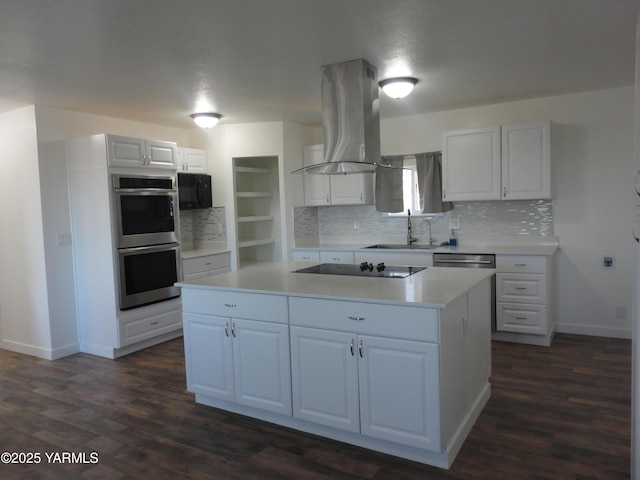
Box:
292;59;397;175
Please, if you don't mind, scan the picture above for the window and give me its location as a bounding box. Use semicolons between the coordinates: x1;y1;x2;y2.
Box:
385;157;443;217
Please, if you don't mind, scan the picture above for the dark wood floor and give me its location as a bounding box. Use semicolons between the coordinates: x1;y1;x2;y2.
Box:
0;333;631;479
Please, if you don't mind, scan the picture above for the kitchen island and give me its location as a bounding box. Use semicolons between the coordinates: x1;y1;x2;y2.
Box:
176;261;494;469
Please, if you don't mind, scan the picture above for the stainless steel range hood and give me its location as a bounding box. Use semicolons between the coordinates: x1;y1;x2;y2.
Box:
293;59;396;175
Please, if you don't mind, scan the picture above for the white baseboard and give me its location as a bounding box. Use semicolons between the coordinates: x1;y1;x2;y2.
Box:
556;323;631;340
1;339;81;360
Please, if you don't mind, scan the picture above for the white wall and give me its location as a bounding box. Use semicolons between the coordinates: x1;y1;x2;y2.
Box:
0;106;53;357
206;121;317;269
381;87;636;338
0;106;193;359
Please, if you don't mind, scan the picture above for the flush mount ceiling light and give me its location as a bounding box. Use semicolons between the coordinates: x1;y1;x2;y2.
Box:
379;77;417;99
190;113;222;128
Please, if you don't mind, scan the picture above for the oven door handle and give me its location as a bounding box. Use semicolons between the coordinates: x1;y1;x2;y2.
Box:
119;243;179;255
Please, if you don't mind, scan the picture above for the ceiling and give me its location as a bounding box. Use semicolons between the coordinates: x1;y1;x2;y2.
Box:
0;0;638;129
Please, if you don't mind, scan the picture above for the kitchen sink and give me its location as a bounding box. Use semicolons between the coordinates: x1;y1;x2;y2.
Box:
363;244;438;250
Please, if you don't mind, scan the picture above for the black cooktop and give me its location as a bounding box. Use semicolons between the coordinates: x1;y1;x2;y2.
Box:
293;263;426;279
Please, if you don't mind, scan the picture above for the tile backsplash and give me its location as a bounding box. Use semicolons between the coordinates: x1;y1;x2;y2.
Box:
294;200;553;245
180;207;227;243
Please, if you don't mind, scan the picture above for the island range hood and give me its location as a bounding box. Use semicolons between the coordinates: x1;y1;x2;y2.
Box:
292;59;397;175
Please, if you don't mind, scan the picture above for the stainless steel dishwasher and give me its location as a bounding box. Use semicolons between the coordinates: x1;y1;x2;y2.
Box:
433;253;496;331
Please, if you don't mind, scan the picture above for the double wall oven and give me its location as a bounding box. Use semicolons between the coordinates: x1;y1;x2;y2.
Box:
112;174;181;310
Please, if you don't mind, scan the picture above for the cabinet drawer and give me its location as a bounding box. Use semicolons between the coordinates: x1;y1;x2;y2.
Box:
183;253;231;275
182;288;288;323
496;255;548;274
120;308;182;346
289;297;438;342
319;250;355;264
496;302;548;335
292;250;320;262
496;273;547;304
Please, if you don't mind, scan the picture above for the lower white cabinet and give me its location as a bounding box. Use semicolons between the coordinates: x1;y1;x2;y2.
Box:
319;250;355;264
182;290;291;415
182;252;231;280
291;326;440;450
292;249;321;262
495;254;553;339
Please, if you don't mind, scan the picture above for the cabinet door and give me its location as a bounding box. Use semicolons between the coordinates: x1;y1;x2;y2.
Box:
183;313;234;401
442;127;501;201
232;319;292;415
331;174;373;205
181;148;207;173
501;122;551;199
290;326;360;432
358;335;441;451
303;145;331;206
107;135;147;167
146;139;177;169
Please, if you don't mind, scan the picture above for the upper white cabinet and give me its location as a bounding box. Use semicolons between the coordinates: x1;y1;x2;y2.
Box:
303;144;374;206
177;147;207;173
442;121;551;201
501;122;551;199
107;134;177;169
442;127;501;201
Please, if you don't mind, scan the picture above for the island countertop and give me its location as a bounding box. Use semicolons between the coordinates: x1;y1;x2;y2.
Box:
176;261;495;308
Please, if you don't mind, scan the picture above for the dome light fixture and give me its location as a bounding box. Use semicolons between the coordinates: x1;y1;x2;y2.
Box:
190;112;222;128
379;77;417;99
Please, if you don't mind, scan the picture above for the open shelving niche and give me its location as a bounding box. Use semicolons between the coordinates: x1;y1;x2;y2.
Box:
233;156;281;268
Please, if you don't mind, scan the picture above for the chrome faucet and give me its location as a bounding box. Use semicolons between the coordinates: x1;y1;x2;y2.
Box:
407;209;417;245
423;218;434;246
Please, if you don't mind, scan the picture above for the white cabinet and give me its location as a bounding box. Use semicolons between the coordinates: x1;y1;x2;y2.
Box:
442;127;501;201
182;252;231;280
292;249;321;262
182;289;291;415
442;122;551;201
495;254;554;341
319;250;355;264
501;122;551;199
177;147;207;173
289;297;442;451
303;144;374;206
354;250;434;267
107;134;177;169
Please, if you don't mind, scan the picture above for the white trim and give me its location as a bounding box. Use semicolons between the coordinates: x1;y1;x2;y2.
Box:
555;323;631;339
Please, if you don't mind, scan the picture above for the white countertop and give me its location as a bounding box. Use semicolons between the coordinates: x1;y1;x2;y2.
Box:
181;243;230;259
176;261;495;309
295;243;558;256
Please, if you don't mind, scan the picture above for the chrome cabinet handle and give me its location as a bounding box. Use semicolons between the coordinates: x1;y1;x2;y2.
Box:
225;322;229;337
150;321;159;325
326;194;330;203
231;322;236;338
350;339;355;356
443;188;446;199
503;187;507;197
348;316;365;321
515;287;527;290
514;263;528;267
224;303;237;308
515;317;528;320
358;340;363;358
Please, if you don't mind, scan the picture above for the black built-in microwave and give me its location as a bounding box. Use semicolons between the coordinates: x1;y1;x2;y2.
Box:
177;173;213;210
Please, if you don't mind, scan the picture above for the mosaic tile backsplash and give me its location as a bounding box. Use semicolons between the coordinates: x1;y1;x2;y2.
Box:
294;200;553;245
180;207;227;243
